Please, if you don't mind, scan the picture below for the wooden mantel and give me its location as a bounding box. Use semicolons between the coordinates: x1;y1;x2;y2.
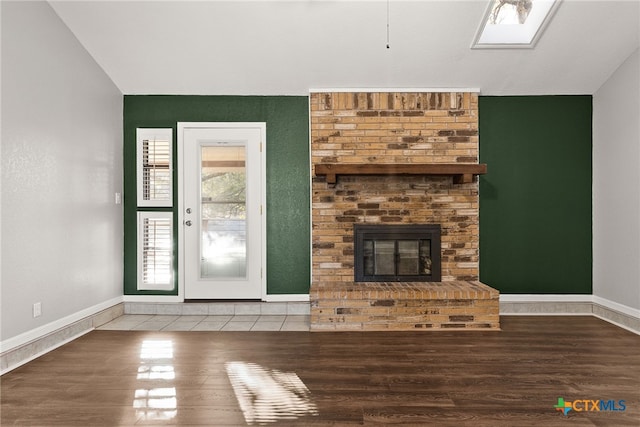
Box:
315;163;487;186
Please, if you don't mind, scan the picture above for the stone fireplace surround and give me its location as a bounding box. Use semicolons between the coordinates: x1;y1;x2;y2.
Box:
309;91;499;331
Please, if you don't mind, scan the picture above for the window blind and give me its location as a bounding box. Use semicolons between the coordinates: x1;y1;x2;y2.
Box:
137;129;173;207
137;212;173;290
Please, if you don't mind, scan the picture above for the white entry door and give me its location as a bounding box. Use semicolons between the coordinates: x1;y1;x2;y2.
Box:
178;123;265;299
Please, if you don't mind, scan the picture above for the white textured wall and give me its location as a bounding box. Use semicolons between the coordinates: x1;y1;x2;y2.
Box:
1;1;123;341
593;49;640;311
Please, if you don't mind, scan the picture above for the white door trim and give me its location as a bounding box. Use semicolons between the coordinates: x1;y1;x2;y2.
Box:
177;122;267;301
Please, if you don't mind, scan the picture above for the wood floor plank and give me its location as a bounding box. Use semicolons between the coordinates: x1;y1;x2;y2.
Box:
1;316;639;426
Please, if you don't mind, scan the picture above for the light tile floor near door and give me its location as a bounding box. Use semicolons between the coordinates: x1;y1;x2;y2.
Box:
98;314;310;332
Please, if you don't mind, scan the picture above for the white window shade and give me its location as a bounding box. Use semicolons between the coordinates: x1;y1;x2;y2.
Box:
137;128;173;207
137;212;173;291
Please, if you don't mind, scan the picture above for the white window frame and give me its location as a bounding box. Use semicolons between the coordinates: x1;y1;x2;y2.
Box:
137;128;173;207
137;211;174;291
471;0;562;49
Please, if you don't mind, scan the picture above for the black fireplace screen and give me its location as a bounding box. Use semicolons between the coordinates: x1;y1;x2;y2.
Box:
354;224;441;282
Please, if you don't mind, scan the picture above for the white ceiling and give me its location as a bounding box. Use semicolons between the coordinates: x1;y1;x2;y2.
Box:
49;0;640;96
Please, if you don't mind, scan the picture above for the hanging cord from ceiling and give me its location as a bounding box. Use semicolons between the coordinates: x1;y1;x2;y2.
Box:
386;0;390;48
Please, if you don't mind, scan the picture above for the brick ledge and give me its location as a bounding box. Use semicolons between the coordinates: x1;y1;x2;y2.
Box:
310;281;500;331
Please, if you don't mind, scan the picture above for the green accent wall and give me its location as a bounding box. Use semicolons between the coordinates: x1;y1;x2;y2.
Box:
124;94;592;296
479;96;592;294
124;96;310;295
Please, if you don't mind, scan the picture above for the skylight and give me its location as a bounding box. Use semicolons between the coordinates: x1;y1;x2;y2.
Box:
472;0;561;48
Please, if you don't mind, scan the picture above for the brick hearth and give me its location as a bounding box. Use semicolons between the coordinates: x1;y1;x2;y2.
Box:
309;91;500;331
310;281;500;331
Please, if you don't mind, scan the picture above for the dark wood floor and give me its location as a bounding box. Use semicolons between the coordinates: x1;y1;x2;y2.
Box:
2;316;639;426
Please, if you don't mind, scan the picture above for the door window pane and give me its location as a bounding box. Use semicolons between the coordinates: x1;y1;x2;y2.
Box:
200;144;247;279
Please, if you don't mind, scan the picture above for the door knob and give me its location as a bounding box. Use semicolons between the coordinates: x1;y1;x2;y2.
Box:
185;220;193;226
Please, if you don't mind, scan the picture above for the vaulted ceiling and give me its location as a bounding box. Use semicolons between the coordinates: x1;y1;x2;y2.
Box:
49;0;639;96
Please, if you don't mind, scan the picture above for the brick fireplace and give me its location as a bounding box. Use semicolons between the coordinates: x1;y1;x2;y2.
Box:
309;91;499;331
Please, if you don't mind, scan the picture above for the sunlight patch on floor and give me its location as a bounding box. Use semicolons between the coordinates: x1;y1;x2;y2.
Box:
225;361;319;425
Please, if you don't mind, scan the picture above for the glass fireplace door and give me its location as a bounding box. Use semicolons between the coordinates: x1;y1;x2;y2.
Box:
355;224;441;282
363;239;433;278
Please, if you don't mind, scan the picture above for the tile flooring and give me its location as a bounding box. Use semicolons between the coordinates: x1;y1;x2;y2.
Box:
98;314;310;332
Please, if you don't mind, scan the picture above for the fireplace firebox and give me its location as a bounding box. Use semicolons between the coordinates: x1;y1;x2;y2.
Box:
354;224;441;282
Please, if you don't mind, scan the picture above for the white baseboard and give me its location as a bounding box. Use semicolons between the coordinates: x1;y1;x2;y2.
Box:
122;294;310;303
500;294;593;302
500;294;640;335
264;294;310;302
1;297;124;375
0;296;123;353
123;295;183;303
0;329;93;376
592;295;640;319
